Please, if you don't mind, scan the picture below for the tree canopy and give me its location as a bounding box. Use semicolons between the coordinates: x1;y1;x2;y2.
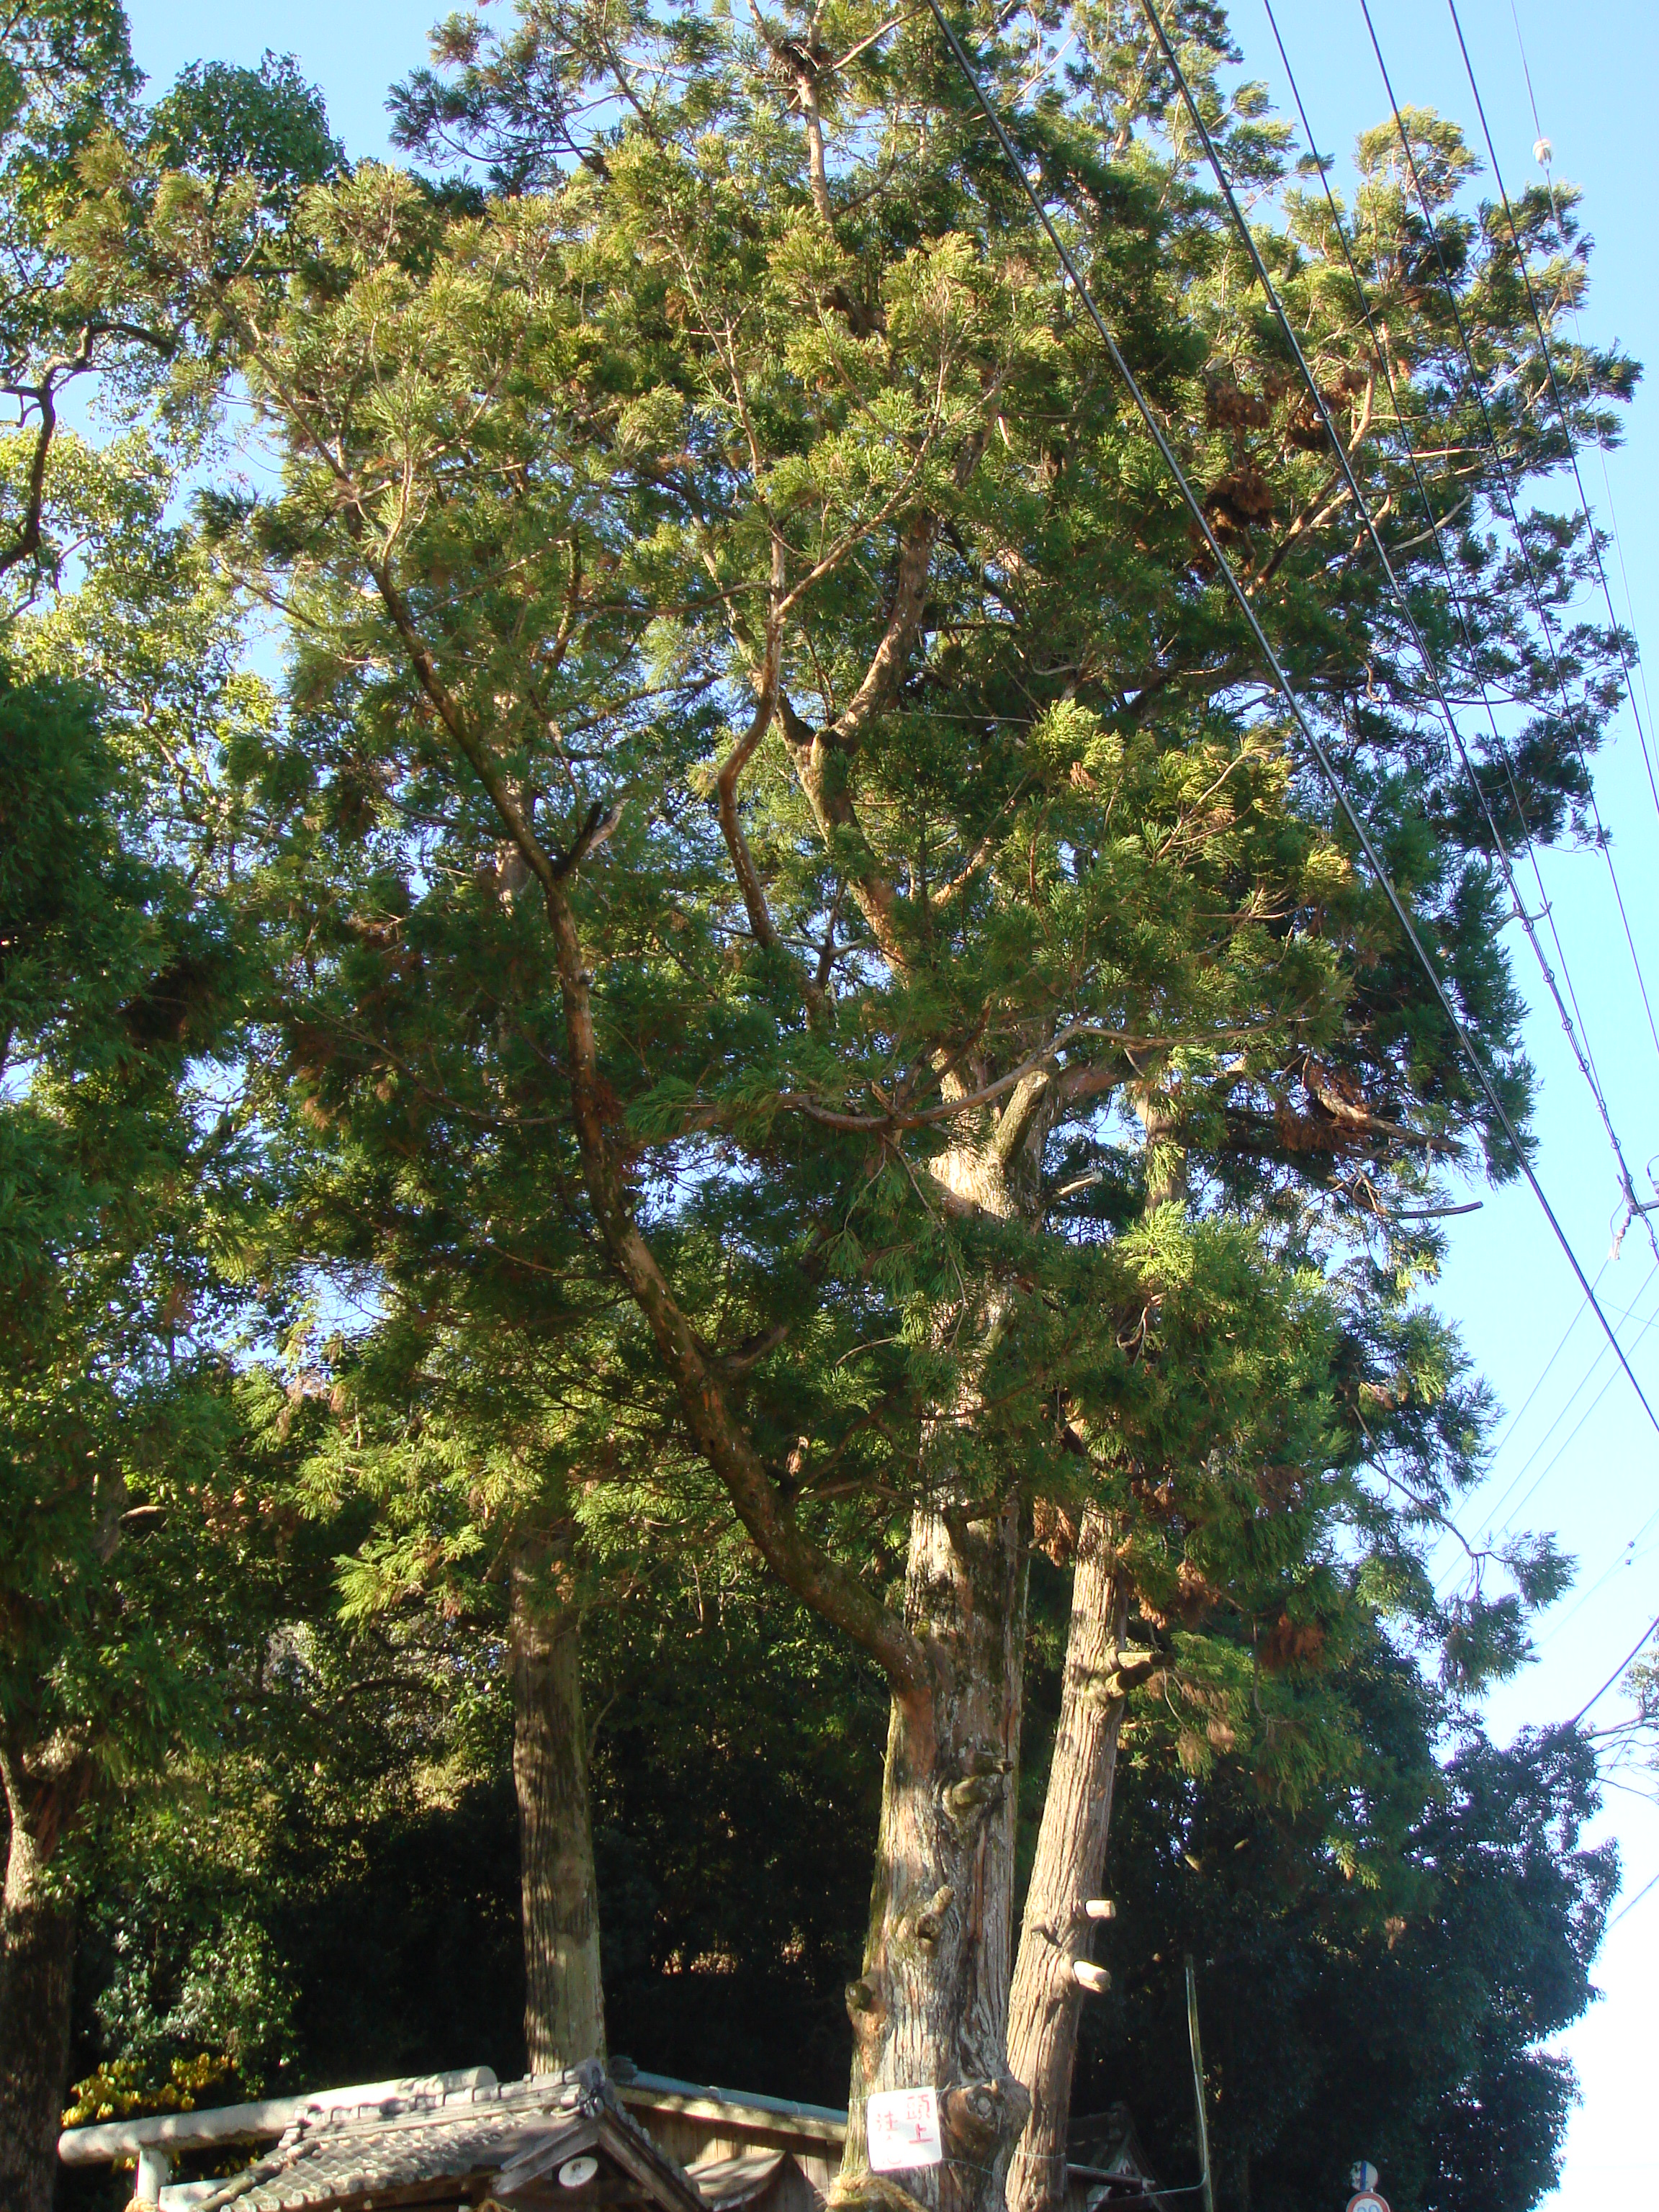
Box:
0;4;1642;2210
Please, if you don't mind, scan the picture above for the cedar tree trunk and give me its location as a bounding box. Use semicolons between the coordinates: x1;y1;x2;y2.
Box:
511;1549;606;2072
1007;1114;1179;2212
1004;1511;1129;2212
835;1496;1030;2212
0;1746;81;2212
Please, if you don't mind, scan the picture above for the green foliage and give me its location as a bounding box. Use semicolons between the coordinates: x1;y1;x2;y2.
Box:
1067;1626;1614;2212
61;1565;1611;2212
0;0;138;365
14;11;1640;2210
74;0;1610;1711
147;53;343;211
0;660;256;1791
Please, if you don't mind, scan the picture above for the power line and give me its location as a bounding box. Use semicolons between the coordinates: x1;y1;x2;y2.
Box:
1430;1281;1622;1599
1569;1612;1659;1727
1447;0;1659;824
1339;0;1659;1628
1506;0;1659;756
1475;1267;1659;1533
914;0;1659;1447
1428;1261;1652;1606
1359;0;1659;1087
1493;1273;1659;1542
1133;0;1659;1673
1143;0;1659;1267
1256;0;1659;1259
1542;1475;1659;1648
1537;1527;1647;1650
1474;1262;1599;1470
1604;1862;1659;1933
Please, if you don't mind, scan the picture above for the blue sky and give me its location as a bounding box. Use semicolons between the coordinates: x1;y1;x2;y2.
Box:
120;0;1659;2202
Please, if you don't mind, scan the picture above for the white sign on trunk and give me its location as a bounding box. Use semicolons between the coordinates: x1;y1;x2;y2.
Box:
866;2087;943;2172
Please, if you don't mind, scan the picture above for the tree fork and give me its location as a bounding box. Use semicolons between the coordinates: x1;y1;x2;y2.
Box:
344;541;926;1694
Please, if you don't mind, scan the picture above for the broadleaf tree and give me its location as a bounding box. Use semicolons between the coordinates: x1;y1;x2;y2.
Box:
0;18;350;2203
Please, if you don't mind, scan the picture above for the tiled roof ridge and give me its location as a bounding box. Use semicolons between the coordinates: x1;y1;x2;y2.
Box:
186;2066;607;2212
275;2063;592;2143
285;2079;566;2132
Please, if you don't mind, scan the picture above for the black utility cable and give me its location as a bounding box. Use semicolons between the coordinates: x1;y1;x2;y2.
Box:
1506;0;1659;752
1359;0;1659;1074
913;0;1659;1439
1260;0;1659;1240
1494;1270;1659;1539
1253;1;1659;1599
1568;1611;1659;1728
1604;1863;1659;1933
1138;0;1658;1263
1447;0;1659;821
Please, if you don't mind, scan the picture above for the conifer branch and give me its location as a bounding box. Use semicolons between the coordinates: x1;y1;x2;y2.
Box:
764;1020;1286;1136
534;864;930;1694
352;531;927;1696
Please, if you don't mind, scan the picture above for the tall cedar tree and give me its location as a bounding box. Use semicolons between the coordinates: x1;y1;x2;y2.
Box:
66;4;1633;2208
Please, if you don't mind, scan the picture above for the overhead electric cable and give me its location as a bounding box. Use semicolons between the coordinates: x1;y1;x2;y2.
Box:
1477;1269;1659;1512
1471;1262;1599;1470
914;0;1659;1443
1428;1257;1634;1604
1507;0;1659;752
1359;0;1659;1093
1491;1269;1659;1539
1426;1262;1599;1599
1568;1612;1659;1728
1604;1863;1659;1933
1537;1529;1646;1648
1447;0;1659;820
1139;0;1659;1263
1546;1471;1659;1645
1259;0;1659;1247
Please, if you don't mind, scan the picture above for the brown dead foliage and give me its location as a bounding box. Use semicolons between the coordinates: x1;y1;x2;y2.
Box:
1032;1496;1079;1565
1205;464;1276;535
1205;373;1272;431
1260;1610;1328;1671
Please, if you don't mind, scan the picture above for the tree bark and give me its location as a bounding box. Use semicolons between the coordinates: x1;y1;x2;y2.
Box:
0;1750;80;2212
835;1498;1030;2212
511;1549;606;2074
1007;1106;1181;2212
1004;1511;1129;2212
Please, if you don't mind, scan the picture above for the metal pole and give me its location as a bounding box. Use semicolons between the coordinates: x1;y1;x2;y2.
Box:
1184;1956;1214;2212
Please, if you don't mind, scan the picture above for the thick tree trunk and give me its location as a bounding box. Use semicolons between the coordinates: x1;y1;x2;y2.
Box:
511;1550;606;2074
835;1498;1030;2212
1005;1519;1130;2212
0;1753;78;2212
